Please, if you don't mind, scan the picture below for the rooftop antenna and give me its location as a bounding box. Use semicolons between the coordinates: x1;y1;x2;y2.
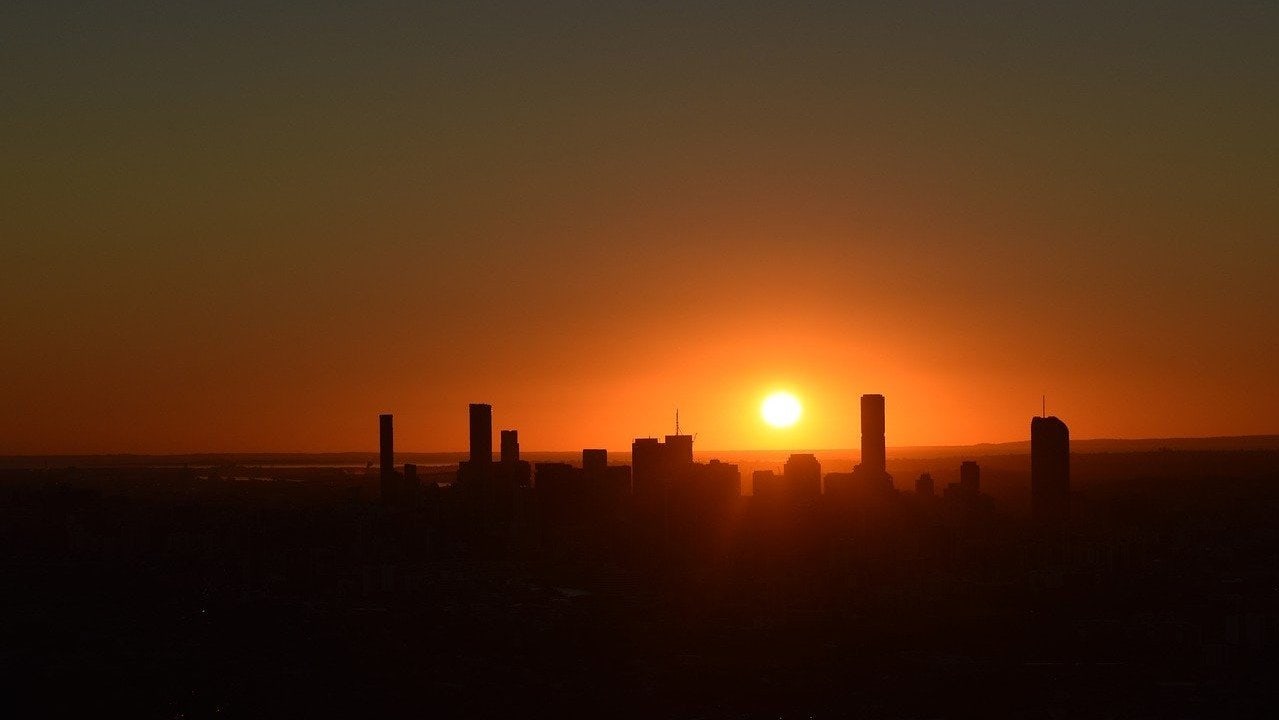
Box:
1042;394;1046;418
675;408;680;436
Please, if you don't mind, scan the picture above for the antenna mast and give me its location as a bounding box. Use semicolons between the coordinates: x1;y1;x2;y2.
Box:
1042;394;1046;418
675;408;680;435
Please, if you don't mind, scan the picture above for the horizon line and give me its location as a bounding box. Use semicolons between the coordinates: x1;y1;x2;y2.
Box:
5;432;1279;458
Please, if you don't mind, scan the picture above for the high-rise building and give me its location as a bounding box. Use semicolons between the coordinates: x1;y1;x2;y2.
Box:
833;393;893;496
501;430;520;463
1031;416;1070;525
943;461;981;500
663;434;694;465
599;464;632;502
752;469;782;499
783;453;822;500
861;394;886;475
631;438;664;502
582;449;607;476
379;414;399;503
916;472;934;496
534;462;577;491
470;403;493;465
379;414;394;479
631;434;696;503
681;459;741;503
631;430;712;516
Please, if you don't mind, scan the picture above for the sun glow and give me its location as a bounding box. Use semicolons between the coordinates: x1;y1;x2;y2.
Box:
761;391;802;428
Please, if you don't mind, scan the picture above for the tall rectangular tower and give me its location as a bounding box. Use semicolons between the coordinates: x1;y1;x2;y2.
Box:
1031;416;1070;525
469;403;493;465
960;461;981;493
860;394;886;474
500;429;520;463
379;414;394;479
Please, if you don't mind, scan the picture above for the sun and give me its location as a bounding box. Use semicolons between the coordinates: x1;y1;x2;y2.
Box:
761;391;802;428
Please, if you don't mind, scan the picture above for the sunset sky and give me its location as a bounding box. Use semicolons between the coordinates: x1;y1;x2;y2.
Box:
3;2;1276;454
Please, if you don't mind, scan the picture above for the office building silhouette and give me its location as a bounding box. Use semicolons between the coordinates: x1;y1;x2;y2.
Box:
631;433;695;505
830;393;893;496
534;455;631;526
470;404;493;464
860;394;887;474
582;449;607;476
455;405;520;530
496;429;531;490
379;413;397;502
379;414;394;479
599;463;633;503
916;472;934;496
677;458;741;507
501;429;520;463
534;462;576;491
664;433;694;465
960;461;980;493
631;438;664;503
942;462;980;498
582;449;631;508
752;469;782;499
1031;415;1071;525
784;453;822;500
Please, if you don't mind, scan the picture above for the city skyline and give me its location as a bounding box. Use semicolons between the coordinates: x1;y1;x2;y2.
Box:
4;4;1276;716
6;397;1278;456
373;394;1060;504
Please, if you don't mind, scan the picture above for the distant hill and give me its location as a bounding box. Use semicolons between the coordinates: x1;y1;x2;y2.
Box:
887;434;1279;459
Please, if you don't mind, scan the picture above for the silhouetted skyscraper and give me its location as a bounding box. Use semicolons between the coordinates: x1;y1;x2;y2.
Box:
470;403;493;465
495;429;532;490
583;449;607;476
501;429;520;463
663;434;693;465
861;394;886;474
631;438;663;502
783;453;822;500
916;472;934;496
379;413;398;503
379;414;394;479
752;469;782;499
680;459;741;504
631;433;697;510
960;461;980;493
1031;415;1070;526
836;393;892;494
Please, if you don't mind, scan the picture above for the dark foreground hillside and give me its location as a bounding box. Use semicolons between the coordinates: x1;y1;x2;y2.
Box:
1;451;1277;718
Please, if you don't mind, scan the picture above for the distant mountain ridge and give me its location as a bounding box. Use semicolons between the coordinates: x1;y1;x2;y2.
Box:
886;434;1279;458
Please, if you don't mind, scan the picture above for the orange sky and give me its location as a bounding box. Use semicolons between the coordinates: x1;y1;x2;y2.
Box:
2;2;1277;454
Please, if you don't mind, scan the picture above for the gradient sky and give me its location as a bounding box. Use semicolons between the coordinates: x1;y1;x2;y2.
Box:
3;1;1277;453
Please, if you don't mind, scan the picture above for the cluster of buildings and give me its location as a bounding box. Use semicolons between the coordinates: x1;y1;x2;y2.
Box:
376;394;1072;524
